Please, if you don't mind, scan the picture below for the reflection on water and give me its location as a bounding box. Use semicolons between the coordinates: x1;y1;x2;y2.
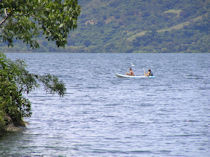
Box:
1;53;209;157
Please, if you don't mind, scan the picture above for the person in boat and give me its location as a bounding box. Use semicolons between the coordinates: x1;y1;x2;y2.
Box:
126;67;135;76
144;69;153;76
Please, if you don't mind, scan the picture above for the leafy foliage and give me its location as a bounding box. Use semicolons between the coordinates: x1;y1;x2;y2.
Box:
0;53;66;130
0;0;80;48
0;0;80;134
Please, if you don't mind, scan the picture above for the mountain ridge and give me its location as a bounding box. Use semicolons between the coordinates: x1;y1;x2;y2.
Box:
1;0;209;53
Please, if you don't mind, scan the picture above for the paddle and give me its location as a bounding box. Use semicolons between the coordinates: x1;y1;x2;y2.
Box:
130;63;135;67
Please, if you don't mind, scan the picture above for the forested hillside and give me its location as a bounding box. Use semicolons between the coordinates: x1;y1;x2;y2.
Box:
1;0;209;53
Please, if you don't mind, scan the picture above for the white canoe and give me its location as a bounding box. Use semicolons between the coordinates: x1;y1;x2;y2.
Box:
116;73;155;78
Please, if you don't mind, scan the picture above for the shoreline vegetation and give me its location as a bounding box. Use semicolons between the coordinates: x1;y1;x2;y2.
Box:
0;53;66;136
0;0;80;136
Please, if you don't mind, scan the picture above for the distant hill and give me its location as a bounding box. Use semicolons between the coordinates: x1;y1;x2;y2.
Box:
1;0;209;53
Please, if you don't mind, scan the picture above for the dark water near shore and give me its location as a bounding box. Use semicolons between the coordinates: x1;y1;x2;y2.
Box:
1;53;210;157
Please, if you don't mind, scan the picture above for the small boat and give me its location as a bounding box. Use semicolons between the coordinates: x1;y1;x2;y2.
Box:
116;73;155;78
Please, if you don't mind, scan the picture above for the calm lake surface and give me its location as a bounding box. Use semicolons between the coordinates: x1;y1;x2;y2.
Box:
1;53;210;157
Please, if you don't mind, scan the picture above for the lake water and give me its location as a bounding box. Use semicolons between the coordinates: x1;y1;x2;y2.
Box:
0;53;210;157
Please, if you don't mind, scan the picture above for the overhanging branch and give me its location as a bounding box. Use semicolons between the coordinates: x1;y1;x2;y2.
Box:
0;10;12;27
0;15;10;26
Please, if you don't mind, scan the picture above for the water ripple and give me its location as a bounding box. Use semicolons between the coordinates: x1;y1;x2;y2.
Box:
1;53;209;157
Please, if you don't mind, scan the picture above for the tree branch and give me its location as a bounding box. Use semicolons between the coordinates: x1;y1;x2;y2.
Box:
4;9;8;16
0;15;9;26
0;9;12;27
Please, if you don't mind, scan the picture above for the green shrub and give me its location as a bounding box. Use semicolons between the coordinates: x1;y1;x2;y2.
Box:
0;53;66;133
